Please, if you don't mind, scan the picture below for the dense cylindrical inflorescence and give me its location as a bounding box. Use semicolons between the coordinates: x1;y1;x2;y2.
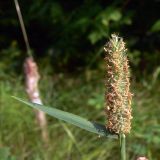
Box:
104;34;132;134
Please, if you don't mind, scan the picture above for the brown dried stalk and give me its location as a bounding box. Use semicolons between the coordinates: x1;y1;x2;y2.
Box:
24;57;48;144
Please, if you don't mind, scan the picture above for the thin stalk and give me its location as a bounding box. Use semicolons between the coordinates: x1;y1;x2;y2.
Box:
14;0;32;57
120;133;126;160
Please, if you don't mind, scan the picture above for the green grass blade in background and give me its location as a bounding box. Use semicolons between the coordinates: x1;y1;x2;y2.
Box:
12;97;118;139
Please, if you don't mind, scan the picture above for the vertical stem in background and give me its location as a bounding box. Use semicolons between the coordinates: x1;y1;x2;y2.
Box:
120;134;126;160
14;0;48;145
24;58;49;145
14;0;32;57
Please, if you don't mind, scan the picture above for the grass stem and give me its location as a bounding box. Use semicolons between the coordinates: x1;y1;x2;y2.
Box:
120;133;126;160
14;0;33;58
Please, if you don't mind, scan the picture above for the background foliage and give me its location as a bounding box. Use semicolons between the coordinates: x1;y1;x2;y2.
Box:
1;0;160;74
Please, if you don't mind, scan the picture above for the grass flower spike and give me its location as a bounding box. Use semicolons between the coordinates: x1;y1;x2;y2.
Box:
104;34;132;134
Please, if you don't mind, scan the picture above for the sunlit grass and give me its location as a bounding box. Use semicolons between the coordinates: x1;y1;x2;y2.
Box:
0;71;160;160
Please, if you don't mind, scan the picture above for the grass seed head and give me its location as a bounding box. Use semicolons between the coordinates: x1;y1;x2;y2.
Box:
104;34;132;134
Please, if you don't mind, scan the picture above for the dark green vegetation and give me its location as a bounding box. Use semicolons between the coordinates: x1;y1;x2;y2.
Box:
1;0;160;73
0;71;160;159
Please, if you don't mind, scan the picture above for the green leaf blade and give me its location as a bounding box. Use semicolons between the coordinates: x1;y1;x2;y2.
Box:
12;96;118;139
150;19;160;33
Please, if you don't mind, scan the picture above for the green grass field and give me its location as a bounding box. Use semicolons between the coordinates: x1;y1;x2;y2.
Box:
0;70;160;160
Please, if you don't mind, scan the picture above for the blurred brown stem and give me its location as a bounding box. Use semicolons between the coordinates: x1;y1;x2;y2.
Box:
24;57;49;145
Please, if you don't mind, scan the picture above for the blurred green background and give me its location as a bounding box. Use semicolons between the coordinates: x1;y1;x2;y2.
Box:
0;0;160;160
